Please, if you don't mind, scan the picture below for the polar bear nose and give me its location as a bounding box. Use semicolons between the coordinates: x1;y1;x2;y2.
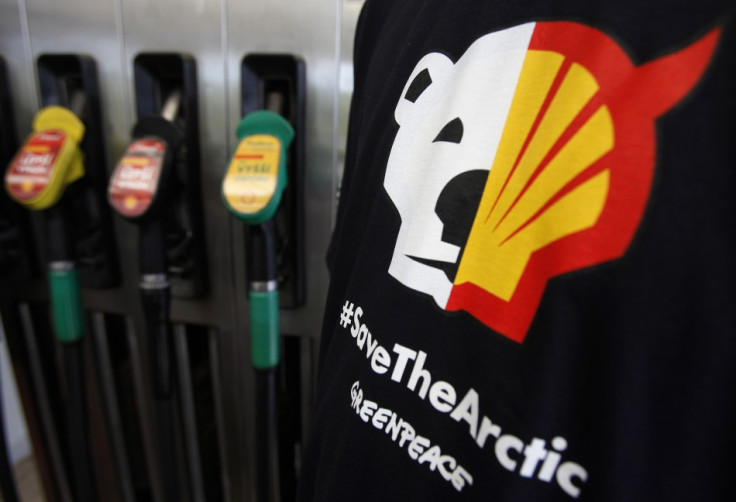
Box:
431;169;489;280
433;117;464;143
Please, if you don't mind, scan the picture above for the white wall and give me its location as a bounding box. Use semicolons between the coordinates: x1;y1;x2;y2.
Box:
0;323;31;465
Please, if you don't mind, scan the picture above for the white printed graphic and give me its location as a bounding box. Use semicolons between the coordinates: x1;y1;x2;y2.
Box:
340;300;588;498
384;23;535;307
349;381;474;493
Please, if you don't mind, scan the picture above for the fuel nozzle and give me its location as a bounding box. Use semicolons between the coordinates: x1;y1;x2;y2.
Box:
222;92;294;227
108;90;184;501
4;94;86;211
4;93;87;343
222;91;293;502
222;92;294;370
108;89;184;391
3;93;98;501
108;90;182;224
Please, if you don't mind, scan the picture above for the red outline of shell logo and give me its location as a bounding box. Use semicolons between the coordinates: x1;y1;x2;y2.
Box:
383;21;720;343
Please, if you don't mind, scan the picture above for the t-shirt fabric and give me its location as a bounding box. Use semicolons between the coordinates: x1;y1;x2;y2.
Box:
298;1;736;500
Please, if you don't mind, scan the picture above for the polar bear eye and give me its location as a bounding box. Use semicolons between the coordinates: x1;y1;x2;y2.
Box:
404;68;432;102
433;117;464;144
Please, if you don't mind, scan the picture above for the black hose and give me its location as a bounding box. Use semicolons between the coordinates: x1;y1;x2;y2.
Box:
44;205;74;263
247;210;281;501
63;342;96;502
141;285;172;399
245;220;278;284
139;219;179;501
139;220;167;277
140;285;180;501
154;397;179;502
255;369;280;502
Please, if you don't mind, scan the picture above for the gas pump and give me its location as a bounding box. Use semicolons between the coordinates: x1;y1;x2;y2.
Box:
0;1;362;500
108;90;184;501
223;54;307;501
108;52;208;501
223;92;292;502
2;54;121;501
3;98;96;501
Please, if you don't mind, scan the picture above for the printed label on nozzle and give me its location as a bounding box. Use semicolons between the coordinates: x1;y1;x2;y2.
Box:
5;130;65;200
108;138;165;218
223;134;281;216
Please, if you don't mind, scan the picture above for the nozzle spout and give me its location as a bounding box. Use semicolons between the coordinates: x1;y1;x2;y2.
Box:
160;90;182;122
265;91;284;115
69;91;87;119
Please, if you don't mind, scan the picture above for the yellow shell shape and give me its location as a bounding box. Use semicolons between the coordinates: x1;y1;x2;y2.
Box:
454;50;614;301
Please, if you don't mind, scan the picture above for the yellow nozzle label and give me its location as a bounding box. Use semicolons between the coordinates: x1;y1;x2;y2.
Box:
223;134;281;216
4;106;85;210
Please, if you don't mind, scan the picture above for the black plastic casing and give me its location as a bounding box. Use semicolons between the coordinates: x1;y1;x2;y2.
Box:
36;54;120;287
133;53;207;298
241;54;306;309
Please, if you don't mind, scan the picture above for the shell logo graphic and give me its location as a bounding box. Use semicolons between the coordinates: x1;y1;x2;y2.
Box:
383;21;719;343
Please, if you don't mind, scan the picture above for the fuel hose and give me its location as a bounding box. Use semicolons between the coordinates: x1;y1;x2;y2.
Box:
108;91;183;501
4;97;97;501
221;92;294;502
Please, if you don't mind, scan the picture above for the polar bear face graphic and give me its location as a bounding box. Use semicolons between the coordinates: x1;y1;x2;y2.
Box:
382;21;718;342
384;23;536;309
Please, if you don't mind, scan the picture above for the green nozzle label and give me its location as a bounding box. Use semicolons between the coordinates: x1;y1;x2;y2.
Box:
222;134;282;218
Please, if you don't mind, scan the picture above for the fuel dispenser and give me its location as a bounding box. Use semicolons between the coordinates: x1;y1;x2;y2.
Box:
3;54;120;502
0;1;358;500
108;53;208;501
223;54;306;502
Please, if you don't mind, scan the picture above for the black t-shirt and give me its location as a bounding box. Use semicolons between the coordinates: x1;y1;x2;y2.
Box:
299;1;736;500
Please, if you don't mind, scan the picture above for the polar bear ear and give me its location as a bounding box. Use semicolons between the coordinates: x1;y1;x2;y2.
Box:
395;52;453;126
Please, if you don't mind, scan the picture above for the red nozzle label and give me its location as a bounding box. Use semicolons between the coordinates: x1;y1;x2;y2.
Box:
108;138;165;218
5;130;65;200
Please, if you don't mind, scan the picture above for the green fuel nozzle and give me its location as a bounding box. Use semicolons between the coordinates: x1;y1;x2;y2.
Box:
246;220;280;370
222;96;294;370
224;90;294;502
222;109;294;226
